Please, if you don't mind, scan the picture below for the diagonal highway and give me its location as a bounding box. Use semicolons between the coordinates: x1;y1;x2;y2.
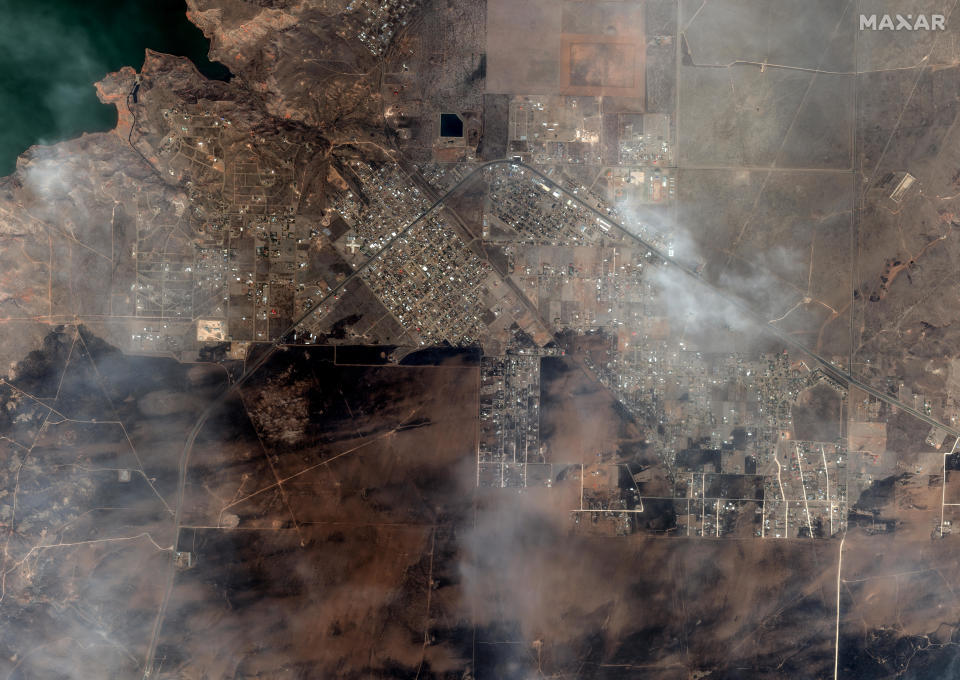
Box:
508;162;960;440
141;157;957;676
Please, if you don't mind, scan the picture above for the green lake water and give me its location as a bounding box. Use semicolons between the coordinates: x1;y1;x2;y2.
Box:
0;0;229;176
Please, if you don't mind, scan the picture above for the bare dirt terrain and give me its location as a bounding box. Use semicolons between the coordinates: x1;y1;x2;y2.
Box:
5;0;960;678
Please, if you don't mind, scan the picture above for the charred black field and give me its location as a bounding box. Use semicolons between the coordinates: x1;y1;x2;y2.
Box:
4;328;960;677
6;0;960;677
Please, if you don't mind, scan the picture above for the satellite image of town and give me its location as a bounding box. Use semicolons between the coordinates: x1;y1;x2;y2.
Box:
5;0;960;678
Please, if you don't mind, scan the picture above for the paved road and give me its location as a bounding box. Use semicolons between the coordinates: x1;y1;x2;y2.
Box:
509;162;960;439
141;157;957;675
141;159;509;676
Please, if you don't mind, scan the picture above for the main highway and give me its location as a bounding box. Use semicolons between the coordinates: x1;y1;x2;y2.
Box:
141;157;958;676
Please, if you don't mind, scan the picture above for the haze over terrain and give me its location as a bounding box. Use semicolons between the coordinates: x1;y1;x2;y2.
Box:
0;0;228;175
2;0;960;678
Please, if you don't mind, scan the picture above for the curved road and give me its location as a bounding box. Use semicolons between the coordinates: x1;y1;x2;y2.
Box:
141;158;958;676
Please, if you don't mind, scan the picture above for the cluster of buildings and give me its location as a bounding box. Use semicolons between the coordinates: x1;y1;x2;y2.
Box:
478;353;549;488
342;0;418;56
132;101;315;349
614;112;673;166
508;95;603;166
156;106;227;185
321;160;497;345
328;160;433;249
760;441;847;539
359;214;492;345
297;155;858;540
504;97;676;208
130;90;864;542
414;161;472;193
484;165;626;246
